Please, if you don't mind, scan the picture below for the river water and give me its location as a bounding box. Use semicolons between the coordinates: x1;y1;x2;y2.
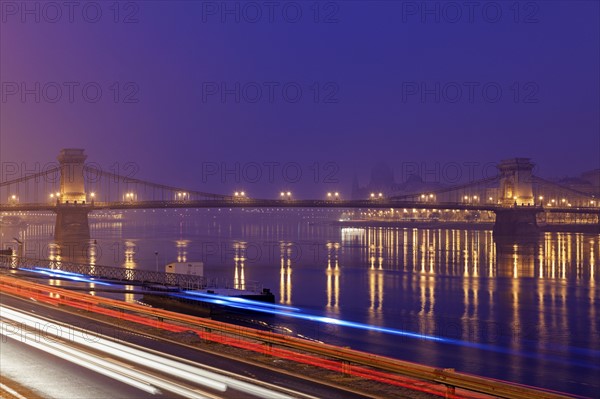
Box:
4;209;599;397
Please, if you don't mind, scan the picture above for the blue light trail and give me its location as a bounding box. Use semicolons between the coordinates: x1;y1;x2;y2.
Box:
171;291;600;369
18;267;112;286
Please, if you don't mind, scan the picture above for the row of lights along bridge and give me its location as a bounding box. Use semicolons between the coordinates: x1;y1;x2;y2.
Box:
3;192;598;208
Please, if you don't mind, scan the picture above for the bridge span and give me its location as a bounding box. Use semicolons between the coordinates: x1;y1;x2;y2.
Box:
3;198;599;213
1;149;598;237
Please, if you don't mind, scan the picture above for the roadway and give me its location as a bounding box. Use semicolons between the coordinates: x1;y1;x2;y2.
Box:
0;274;582;399
0;294;376;399
1;199;598;215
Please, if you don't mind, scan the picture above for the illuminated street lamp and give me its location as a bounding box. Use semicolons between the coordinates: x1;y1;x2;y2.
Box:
327;192;340;200
176;192;189;200
280;191;292;200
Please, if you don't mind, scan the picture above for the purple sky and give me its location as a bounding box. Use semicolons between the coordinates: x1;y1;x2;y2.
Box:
1;1;598;197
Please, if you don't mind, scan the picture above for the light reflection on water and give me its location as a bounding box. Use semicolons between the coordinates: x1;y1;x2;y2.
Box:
5;211;599;396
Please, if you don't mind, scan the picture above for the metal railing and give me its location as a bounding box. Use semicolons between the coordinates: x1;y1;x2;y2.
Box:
0;255;207;290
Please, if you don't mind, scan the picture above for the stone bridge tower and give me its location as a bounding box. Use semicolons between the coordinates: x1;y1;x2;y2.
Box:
57;149;87;204
498;158;535;206
494;158;540;237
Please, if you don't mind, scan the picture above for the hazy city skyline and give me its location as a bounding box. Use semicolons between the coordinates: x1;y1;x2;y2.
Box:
1;1;598;198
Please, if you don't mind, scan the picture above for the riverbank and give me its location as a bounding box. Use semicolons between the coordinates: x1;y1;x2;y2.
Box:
334;219;599;233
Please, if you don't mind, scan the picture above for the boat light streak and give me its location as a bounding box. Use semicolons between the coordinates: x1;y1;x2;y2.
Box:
181;291;300;311
172;293;600;364
172;293;446;342
17;268;112;286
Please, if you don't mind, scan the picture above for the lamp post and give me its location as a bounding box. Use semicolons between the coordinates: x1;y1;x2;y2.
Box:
154;251;159;273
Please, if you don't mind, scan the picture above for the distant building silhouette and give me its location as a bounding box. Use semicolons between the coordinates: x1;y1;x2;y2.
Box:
351;163;445;199
555;169;600;195
580;169;600;194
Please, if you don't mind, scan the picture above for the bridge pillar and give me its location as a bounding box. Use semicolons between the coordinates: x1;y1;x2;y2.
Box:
57;148;87;204
498;158;534;206
54;149;91;254
493;207;540;236
54;206;91;242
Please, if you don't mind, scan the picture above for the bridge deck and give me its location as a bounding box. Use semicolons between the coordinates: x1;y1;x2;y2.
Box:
1;200;598;214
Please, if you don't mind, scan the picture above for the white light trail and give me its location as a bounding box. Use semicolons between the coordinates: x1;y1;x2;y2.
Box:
0;306;212;398
0;305;298;399
0;318;160;395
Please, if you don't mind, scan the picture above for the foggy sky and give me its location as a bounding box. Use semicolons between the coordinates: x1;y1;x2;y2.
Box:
1;1;598;197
